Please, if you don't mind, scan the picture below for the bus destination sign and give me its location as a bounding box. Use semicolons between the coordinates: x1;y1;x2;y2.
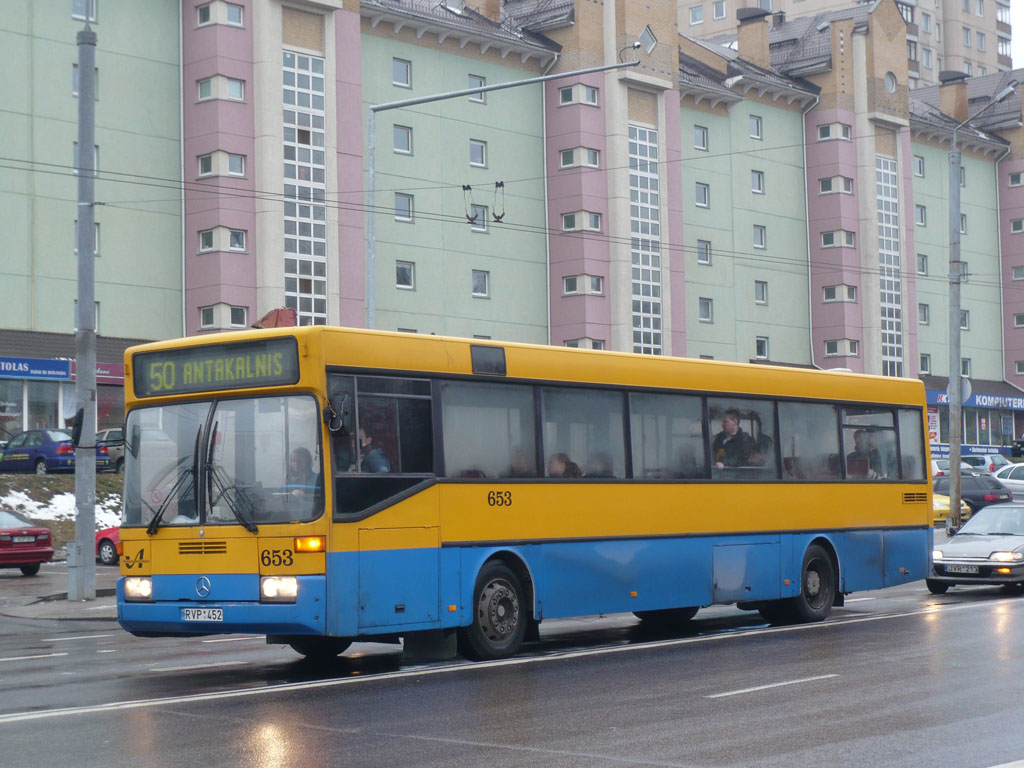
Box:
133;337;300;397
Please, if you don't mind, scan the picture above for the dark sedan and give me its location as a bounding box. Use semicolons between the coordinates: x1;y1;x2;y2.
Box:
0;509;53;576
927;503;1024;594
0;429;110;474
932;472;1012;527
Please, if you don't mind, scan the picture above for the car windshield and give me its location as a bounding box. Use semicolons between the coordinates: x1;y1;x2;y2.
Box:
958;506;1024;536
0;509;30;527
122;394;323;527
46;430;71;441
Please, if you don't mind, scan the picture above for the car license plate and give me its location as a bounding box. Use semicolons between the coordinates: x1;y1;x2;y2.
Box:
181;607;223;622
12;536;34;543
946;564;979;574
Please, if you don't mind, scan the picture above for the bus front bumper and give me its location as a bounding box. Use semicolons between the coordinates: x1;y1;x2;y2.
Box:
116;575;326;636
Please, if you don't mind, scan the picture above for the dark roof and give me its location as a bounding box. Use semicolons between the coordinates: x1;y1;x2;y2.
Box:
680;37;819;99
503;0;574;32
920;375;1024;397
912;69;1024;132
360;0;559;52
0;329;151;366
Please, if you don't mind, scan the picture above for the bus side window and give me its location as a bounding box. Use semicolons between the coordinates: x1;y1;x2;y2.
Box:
440;381;537;479
707;398;778;480
540;387;626;479
778;402;841;481
897;408;925;480
629;392;705;479
327;375;357;473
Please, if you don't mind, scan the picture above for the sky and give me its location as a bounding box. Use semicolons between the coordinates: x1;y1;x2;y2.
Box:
1014;3;1024;70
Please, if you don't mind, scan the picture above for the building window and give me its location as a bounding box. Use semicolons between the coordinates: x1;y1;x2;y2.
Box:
230;306;246;327
921;354;931;374
917;253;928;275
227;154;244;176
697;240;711;265
755;336;769;360
1011;219;1024;234
198;154;213;176
913;155;925;177
1011;172;1024;187
1015;313;1024;328
695;182;710;208
923;48;933;68
1017;361;1024;376
199;229;214;252
395;192;414;222
1014;266;1024;281
563;276;578;294
198;78;212;100
469;139;487;167
698;297;713;323
197;3;211;25
876;156;903;377
822;230;855;247
225;3;243;25
689;5;703;24
749;115;762;140
639;25;657;54
228;229;245;250
562;213;576;230
392;58;411;88
226;78;244;101
73;0;97;21
922;11;931;31
472;269;489;297
818;122;851;141
915;205;926;225
961;214;967;234
751;170;765;194
754;280;768;305
919;303;930;324
560;149;574;168
962;358;971;377
977;32;985;51
394;125;412;154
825;341;839;357
584;86;598;105
819;176;854;194
960;309;970;330
585;149;600;167
963;27;971;47
694;125;708;151
713;0;725;18
753;224;766;248
200;306;214;328
468;74;486;102
629;125;662;355
470;204;489;232
559;86;573;105
396;260;415;289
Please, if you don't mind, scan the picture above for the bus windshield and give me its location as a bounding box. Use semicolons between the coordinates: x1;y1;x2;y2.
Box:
122;394;323;527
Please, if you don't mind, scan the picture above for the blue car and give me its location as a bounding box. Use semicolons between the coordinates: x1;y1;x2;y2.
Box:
0;429;110;474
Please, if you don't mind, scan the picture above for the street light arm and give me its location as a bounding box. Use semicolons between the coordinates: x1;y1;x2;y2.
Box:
954;80;1018;133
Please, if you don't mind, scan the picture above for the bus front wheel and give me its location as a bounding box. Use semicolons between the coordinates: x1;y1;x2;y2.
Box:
288;636;352;659
458;561;527;661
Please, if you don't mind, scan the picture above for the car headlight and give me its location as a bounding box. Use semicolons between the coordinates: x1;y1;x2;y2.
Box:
990;551;1024;562
261;576;298;603
124;576;153;601
932;549;944;561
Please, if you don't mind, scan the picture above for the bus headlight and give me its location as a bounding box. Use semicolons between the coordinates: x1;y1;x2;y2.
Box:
125;577;153;601
261;576;298;602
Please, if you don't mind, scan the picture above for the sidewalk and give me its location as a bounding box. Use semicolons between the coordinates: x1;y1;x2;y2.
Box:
0;589;118;622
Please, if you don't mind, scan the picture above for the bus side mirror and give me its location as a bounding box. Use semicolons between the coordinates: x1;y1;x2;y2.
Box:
71;408;84;448
324;393;350;435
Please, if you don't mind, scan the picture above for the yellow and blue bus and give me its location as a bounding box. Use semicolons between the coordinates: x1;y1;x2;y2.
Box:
117;326;931;659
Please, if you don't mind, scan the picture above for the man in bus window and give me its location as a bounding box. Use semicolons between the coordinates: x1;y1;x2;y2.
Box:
359;427;391;473
711;409;756;469
847;429;882;477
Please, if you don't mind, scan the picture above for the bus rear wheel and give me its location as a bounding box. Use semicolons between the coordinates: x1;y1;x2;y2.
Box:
288;637;352;659
458;561;527;661
633;607;699;627
790;544;835;622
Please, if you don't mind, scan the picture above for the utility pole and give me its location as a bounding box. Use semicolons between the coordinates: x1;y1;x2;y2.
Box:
365;55;641;329
69;23;97;601
945;74;1017;530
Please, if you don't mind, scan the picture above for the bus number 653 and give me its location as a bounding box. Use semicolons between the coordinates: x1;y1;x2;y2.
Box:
487;491;512;507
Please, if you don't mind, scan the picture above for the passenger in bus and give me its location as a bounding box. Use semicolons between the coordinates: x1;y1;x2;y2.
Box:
287;447;318;486
847;429;882;478
359;427;392;473
711;409;757;469
504;448;535;478
547;452;581;478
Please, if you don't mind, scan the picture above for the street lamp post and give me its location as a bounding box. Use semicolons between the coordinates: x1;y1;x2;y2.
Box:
947;77;1017;529
365;58;640;330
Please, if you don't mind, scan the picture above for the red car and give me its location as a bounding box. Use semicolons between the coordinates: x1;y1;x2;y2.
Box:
95;526;120;566
0;509;54;576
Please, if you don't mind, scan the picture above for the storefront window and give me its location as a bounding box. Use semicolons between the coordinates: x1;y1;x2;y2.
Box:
27;381;59;430
939;406;949;443
976;409;990;445
964;407;978;445
0;379;23;439
97;385;124;429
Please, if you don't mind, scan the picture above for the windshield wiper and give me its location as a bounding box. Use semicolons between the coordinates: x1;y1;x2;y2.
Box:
146;430;201;535
205;421;258;534
986;532;1018;536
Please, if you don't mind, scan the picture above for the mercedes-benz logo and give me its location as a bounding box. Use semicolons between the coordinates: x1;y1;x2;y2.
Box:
195;576;212;598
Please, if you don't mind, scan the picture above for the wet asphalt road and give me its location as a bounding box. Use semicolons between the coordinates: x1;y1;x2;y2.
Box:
2;561;1024;768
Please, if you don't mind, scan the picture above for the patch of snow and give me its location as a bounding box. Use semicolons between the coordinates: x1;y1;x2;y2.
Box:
1;489;121;530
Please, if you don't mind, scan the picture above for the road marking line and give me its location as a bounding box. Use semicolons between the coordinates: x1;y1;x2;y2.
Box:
97;650;117;654
706;673;838;698
200;637;262;644
39;634;113;642
150;661;250;672
0;597;1016;725
0;653;69;663
844;597;876;603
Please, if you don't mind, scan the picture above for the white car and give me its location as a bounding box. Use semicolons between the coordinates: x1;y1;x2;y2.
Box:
993;463;1024;500
931;458;972;478
961;453;1012;475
